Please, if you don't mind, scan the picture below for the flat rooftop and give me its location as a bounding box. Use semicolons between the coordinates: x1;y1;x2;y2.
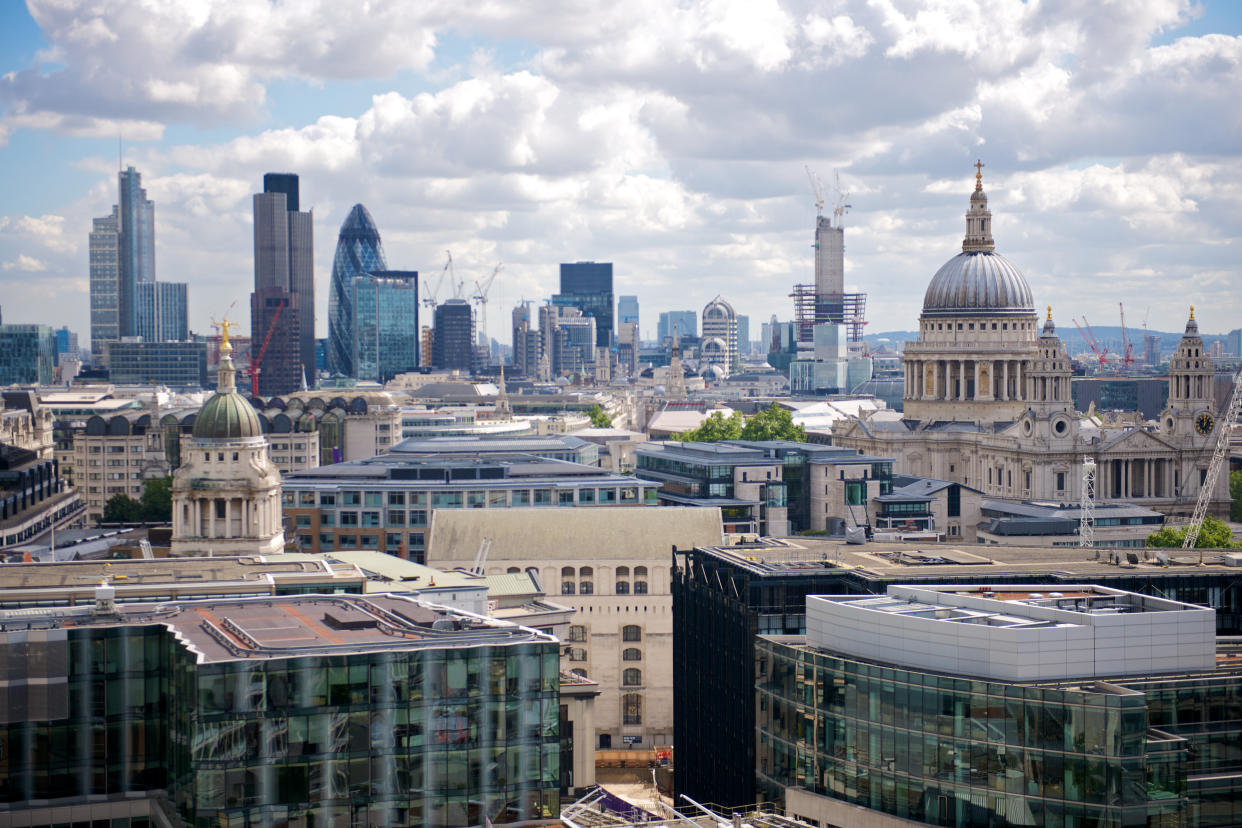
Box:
0;593;551;662
689;536;1242;578
0;554;356;591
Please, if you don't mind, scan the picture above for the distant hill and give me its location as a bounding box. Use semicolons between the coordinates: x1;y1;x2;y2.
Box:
864;327;1232;358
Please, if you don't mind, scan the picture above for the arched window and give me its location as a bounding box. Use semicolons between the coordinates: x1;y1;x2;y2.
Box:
615;565;630;595
622;625;641;642
579;566;594;595
507;567;520;574
634;566;648;595
623;669;642;686
561;566;575;595
568;648;587;662
622;648;641;662
623;693;642;725
571;668;588;678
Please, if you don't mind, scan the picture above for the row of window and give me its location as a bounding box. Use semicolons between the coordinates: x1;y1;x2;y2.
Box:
561;566;650;596
288;487;651;508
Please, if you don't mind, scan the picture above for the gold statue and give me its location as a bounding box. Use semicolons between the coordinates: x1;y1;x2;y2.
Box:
211;317;238;354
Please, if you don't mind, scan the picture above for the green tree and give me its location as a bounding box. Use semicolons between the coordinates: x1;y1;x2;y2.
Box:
1146;516;1237;549
140;476;173;522
675;410;745;442
586;404;613;428
102;493;143;523
1231;470;1242;522
739;403;807;442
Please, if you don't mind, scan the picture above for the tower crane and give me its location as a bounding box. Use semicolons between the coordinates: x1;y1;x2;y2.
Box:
421;251;453;313
805;166;824;216
1183;367;1242;560
832;170;852;229
471;263;503;348
1073;316;1108;369
1119;303;1135;370
249;298;286;396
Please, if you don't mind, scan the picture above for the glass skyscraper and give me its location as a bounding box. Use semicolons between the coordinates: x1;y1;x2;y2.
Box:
0;324;55;385
88;207;119;357
657;310;696;343
351;271;419;382
432;299;476;372
135;281;189;342
552;262;614;348
329;204;388;377
252;173;315;392
89;167;159;361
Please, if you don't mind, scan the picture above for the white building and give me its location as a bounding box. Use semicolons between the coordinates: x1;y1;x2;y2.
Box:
701;296;739;379
170;329;284;556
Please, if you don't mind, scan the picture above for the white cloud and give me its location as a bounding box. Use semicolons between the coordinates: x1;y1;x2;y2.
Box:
1;254;49;272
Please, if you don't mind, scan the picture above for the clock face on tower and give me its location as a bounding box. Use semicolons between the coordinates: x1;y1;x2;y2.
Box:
1195;412;1215;436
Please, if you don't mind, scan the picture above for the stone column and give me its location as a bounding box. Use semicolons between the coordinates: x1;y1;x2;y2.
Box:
973;362;981;400
1002;361;1009;400
958;360;966;400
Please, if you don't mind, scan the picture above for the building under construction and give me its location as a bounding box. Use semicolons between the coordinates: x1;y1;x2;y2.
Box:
790;175;867;344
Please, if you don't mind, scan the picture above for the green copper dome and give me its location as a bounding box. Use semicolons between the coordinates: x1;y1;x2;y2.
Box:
192;331;263;440
192;390;263;440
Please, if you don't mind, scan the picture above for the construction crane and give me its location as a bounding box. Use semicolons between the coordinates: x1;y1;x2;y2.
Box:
421;251;453;313
1118;303;1135;370
1072;317;1108;369
832;170;852;229
249;298;286;396
805;166;824;216
1183;368;1242;559
471;263;503;349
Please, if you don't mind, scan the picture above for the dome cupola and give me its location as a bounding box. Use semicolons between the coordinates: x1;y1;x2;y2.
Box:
920;162;1035;318
192;320;264;440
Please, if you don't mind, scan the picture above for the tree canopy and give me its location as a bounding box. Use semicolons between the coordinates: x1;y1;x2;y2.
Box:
586;404;613;428
1146;516;1237;549
675;404;806;443
102;476;173;524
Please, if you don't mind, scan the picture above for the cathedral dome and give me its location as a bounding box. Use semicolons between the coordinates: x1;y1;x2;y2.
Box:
193;390;263;440
920;163;1034;318
921;251;1033;318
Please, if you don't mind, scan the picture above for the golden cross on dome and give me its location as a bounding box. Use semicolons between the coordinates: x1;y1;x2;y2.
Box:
974;159;984;190
1047;305;1053;322
1189;305;1195;321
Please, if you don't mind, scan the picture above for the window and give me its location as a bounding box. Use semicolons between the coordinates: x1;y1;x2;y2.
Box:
616;582;630;595
387;492;405;506
571;668;588;678
568;647;587;662
623;694;642;725
339;512;359;527
634;566;648;595
568;625;587;642
616;566;630;595
319;493;336;506
361;511;381;528
364;492;383;507
579;567;593;595
622;625;641;642
1056;472;1066;491
622;648;641;661
343;491;361;506
562;566;576;595
215;500;226;519
623;668;642;686
559;490;575;505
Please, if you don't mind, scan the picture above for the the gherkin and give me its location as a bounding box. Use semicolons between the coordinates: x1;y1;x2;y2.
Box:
327;204;388;377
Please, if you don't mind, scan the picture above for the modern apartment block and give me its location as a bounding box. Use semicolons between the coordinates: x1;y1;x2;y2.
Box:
757;585;1242;827
0;592;562;827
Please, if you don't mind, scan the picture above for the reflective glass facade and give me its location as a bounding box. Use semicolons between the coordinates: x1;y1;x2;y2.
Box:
329;205;388;378
757;637;1242;827
553;262;613;347
0;324;55;385
135;281;189;342
0;608;561;827
351;271;418;382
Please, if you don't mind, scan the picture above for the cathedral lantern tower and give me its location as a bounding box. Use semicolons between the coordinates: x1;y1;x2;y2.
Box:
1161;307;1217;442
171;319;284;556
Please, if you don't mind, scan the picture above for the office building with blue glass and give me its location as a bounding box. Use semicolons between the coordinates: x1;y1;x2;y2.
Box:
135;281;189;342
352;270;418;382
328;205;388;378
553;262;613;347
657;310;696;344
0;324;55;385
0;592;562;828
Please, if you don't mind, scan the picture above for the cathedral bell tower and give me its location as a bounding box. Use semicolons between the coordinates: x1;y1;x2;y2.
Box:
1162;306;1217;441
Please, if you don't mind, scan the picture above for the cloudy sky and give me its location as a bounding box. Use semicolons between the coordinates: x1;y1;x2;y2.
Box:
1;0;1240;348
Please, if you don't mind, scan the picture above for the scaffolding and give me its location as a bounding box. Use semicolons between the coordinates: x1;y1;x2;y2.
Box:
790;284;867;343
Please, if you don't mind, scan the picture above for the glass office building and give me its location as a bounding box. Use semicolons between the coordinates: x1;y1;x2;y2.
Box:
105;340;209;387
135;281;189;342
328;205;388;378
0;593;561;828
553;262;613;347
0;324;55;385
352;271;419;382
755;587;1242;827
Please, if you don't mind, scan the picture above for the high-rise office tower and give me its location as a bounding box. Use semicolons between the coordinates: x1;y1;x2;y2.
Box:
701;296;739;376
88;207;119;357
250;287;302;395
736;314;750;357
88;166;156;359
432;299;475;372
136;281;189;342
116;166;155;338
351;271;418;382
553;261;614;347
618;294;639;328
251;173;314;390
328;204;387;377
512;301;540;377
657;310;697;344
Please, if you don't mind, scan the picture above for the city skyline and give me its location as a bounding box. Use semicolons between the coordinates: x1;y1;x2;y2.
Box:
1;1;1241;345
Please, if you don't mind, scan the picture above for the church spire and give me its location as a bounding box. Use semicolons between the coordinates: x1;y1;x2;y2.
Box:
962;160;995;254
212;317;238;394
